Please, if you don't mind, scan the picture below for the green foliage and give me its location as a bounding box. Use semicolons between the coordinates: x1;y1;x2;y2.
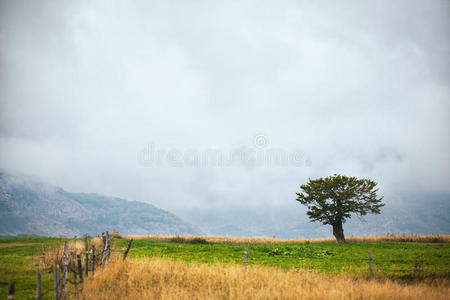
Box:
296;174;384;225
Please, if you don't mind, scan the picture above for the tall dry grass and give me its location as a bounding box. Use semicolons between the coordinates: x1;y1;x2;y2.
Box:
77;257;449;300
36;237;104;271
127;234;450;245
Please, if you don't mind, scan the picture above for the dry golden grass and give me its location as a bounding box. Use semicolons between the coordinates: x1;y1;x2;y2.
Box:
36;237;104;271
77;257;449;300
126;234;450;245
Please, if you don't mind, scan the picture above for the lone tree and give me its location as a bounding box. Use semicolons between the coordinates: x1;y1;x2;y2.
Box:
296;174;384;243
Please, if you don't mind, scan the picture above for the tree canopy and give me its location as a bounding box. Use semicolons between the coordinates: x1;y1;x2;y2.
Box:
296;174;384;242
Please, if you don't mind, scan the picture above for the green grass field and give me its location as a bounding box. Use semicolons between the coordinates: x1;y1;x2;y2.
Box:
114;239;450;277
0;237;449;299
0;238;58;299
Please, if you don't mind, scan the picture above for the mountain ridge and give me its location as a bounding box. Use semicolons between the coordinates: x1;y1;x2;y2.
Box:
0;169;198;237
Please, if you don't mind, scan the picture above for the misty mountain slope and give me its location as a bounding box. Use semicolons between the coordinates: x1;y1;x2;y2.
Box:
0;170;198;237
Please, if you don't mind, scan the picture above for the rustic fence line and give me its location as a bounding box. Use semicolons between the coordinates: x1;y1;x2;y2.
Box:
31;231;133;300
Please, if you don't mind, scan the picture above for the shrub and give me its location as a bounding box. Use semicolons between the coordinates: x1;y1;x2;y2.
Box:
169;236;209;244
109;232;123;239
169;236;187;243
188;238;209;244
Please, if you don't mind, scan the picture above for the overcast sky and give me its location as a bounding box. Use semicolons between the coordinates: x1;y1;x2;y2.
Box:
1;0;449;219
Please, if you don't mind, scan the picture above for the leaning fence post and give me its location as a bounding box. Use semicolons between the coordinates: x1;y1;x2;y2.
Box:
53;261;59;300
77;255;83;283
243;246;249;269
91;246;95;276
7;283;14;300
84;239;89;278
36;270;41;300
123;239;133;260
62;242;68;297
368;251;374;278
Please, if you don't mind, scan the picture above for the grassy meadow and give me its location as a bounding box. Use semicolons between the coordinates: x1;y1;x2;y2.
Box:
0;235;449;299
114;236;450;278
0;237;58;299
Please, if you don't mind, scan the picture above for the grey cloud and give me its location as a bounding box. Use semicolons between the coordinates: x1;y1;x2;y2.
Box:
0;0;448;230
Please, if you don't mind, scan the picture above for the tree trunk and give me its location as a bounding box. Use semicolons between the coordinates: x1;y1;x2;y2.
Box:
332;222;346;243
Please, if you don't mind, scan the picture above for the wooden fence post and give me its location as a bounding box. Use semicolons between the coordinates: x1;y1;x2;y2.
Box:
53;261;59;300
123;239;133;260
101;232;106;260
7;283;14;300
36;270;41;300
84;240;89;278
102;232;110;268
71;252;77;296
62;242;68;297
77;255;83;283
91;246;95;276
243;246;249;269
368;251;374;278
